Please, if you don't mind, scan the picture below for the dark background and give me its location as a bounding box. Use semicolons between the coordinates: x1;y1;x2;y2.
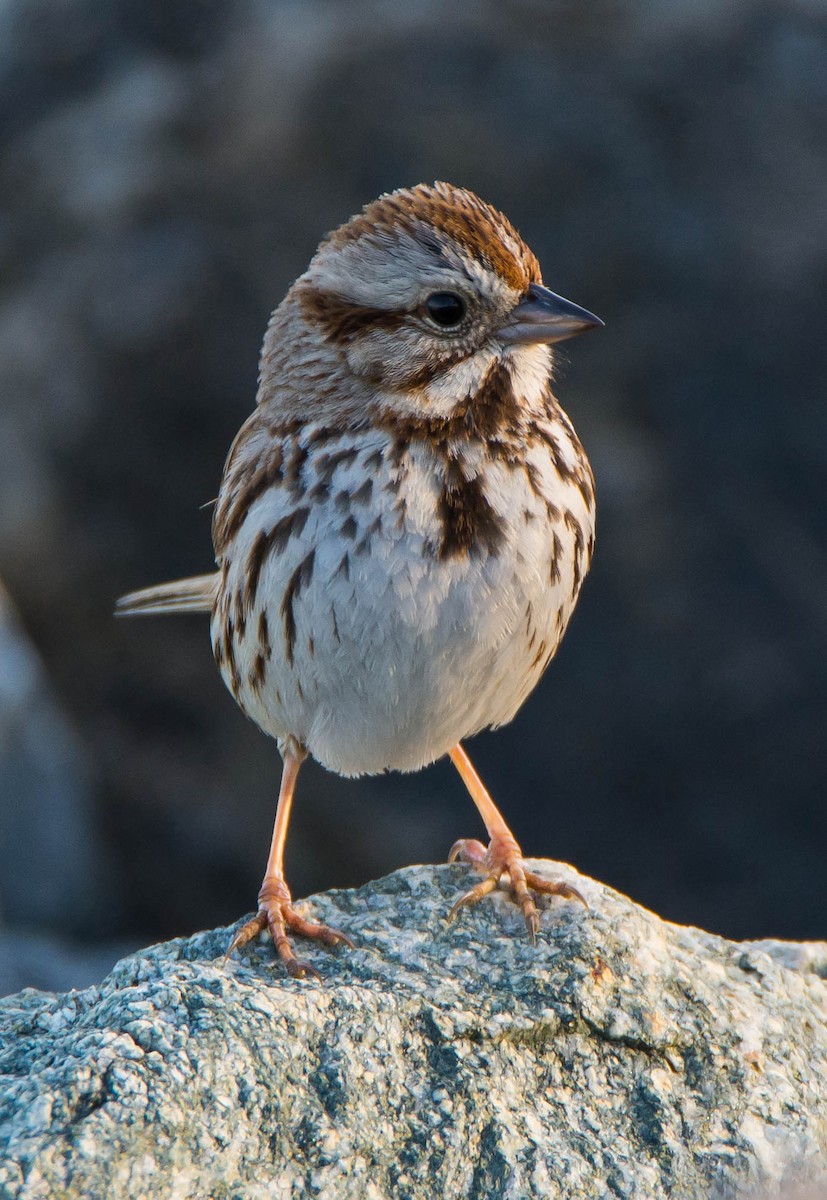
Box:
1;0;825;986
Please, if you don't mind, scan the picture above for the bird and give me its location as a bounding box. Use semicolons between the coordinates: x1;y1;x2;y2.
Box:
117;182;602;979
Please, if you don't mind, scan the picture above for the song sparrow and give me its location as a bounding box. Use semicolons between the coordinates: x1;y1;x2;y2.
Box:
117;182;602;979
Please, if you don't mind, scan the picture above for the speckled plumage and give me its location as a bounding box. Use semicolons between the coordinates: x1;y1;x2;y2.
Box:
118;182;602;976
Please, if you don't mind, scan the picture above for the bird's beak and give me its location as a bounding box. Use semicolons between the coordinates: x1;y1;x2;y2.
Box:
499;283;603;346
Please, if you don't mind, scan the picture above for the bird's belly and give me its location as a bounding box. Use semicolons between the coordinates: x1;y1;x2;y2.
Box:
213;439;593;776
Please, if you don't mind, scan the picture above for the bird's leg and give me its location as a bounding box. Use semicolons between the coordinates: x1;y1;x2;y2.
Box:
226;743;353;979
447;743;586;941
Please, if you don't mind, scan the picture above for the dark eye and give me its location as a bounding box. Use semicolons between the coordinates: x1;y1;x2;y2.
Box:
424;292;467;328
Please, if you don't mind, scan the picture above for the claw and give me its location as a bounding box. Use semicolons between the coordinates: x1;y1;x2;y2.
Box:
286;957;322;982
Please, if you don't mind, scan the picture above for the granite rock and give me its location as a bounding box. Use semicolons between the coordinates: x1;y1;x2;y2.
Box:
0;863;825;1199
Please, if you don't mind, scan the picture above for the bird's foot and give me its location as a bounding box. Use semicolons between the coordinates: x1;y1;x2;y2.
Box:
226;875;354;980
447;836;587;942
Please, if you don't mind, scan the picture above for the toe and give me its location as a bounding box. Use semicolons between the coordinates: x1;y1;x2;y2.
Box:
446;873;499;922
284;907;355;948
524;870;589;909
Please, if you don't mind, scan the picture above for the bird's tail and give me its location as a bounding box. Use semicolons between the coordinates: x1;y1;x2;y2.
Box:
115;572;219;617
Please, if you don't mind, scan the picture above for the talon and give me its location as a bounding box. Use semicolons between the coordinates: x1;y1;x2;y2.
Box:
286;957;322;982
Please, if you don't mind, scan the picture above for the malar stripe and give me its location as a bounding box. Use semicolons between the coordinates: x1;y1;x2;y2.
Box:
395;346;475;392
376;360;521;447
467;360;521;440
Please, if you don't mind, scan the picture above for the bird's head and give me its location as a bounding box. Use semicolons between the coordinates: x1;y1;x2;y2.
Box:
262;182;601;424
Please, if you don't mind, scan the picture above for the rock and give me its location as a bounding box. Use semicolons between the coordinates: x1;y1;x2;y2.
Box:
0;864;825;1199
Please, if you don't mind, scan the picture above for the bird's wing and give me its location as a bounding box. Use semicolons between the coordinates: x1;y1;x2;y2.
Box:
115;573;219;616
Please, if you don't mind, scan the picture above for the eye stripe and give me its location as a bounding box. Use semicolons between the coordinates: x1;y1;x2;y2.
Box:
299;285;408;343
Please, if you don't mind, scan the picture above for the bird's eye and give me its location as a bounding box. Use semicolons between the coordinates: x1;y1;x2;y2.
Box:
424;292;467;328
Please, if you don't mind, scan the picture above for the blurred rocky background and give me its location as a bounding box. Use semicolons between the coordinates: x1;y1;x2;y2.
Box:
0;0;825;989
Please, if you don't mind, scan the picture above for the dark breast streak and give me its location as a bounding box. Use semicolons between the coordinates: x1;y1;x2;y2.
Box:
214;360;593;690
376;360;528;561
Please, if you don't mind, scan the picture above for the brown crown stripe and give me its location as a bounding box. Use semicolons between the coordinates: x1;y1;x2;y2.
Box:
300;285;409;343
323;184;540;292
245;507;310;604
438;473;505;560
280;549;316;668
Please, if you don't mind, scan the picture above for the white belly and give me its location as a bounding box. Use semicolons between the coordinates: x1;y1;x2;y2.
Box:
212;426;593;776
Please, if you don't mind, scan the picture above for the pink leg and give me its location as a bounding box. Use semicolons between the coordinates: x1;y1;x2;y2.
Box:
447;743;586;941
227;744;353;979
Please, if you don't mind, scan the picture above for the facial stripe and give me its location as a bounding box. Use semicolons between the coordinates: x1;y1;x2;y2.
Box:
373;359;521;444
299;284;409;343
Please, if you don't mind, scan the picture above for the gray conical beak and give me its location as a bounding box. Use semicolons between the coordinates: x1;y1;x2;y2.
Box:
499;283;603;346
